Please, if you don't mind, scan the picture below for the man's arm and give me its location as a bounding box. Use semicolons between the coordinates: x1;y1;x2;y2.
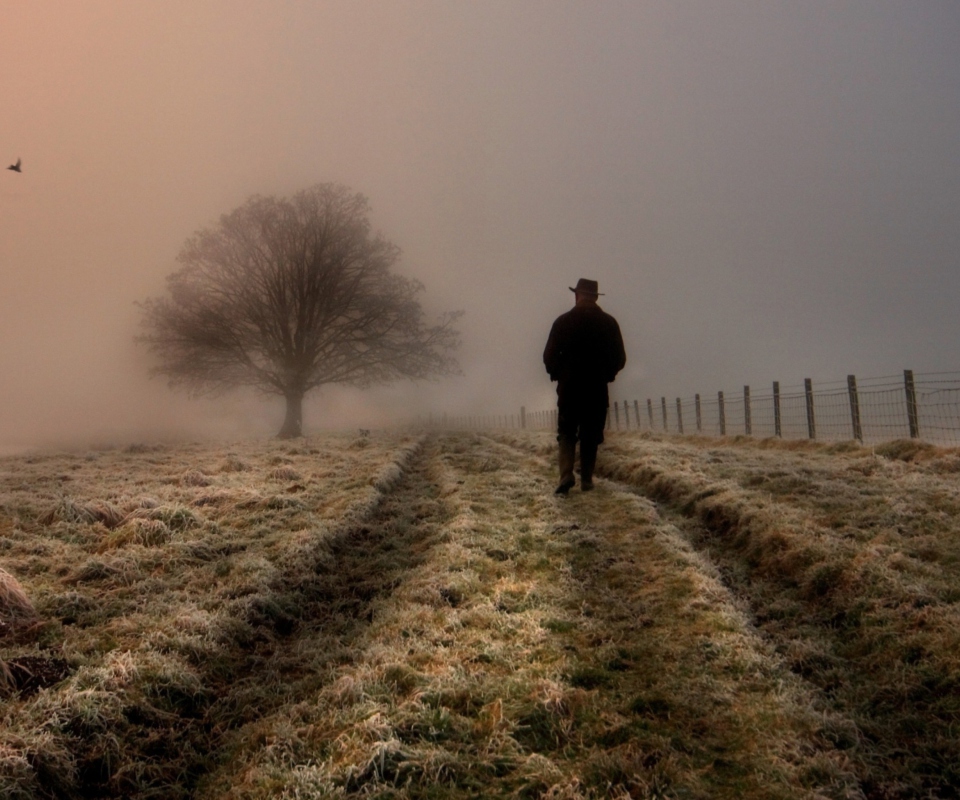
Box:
607;318;626;381
543;319;562;381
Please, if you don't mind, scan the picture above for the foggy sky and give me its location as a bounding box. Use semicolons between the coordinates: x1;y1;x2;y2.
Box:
2;1;959;449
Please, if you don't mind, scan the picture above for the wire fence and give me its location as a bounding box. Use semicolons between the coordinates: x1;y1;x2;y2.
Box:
426;370;960;447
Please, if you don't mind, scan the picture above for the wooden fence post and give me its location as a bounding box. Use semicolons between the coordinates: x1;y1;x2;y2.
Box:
695;393;702;433
647;399;654;430
661;397;668;431
634;400;641;431
773;381;781;438
718;391;726;435
744;385;752;436
623;400;630;429
614;402;620;430
805;378;816;440
520;406;526;429
904;369;920;439
676;398;684;434
847;374;863;443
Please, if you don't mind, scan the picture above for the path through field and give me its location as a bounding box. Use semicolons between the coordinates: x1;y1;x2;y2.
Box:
191;433;859;799
3;431;959;798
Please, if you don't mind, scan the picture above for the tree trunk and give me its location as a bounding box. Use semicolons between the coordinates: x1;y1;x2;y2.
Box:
277;391;304;438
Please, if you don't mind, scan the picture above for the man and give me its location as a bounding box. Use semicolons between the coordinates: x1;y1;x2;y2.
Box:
543;278;626;494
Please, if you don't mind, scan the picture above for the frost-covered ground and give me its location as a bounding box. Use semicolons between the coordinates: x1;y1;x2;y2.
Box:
1;430;958;798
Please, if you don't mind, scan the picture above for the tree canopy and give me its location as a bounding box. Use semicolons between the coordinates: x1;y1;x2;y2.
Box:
139;184;462;437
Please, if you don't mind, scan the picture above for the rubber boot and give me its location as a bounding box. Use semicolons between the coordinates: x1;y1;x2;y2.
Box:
580;440;598;491
554;436;577;495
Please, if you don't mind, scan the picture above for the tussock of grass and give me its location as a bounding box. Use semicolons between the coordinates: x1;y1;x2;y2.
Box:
218;454;250;473
268;465;301;481
0;569;36;634
98;518;174;552
180;469;211;487
872;437;951;462
39;497;126;529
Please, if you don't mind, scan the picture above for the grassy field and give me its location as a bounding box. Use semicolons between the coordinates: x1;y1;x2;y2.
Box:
0;430;957;798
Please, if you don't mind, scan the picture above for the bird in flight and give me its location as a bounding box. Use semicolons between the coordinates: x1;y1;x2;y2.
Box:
7;158;21;172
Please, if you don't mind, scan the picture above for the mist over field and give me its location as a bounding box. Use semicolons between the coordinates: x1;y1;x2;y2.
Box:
2;2;960;450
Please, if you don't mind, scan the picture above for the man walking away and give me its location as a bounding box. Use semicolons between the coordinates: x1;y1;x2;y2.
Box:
543;279;626;494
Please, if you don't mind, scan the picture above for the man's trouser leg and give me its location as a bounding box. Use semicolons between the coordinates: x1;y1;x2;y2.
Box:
579;401;608;491
554;385;579;495
555;435;577;495
579;439;598;490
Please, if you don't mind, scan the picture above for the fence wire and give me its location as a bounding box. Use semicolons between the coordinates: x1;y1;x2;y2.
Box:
599;372;960;445
428;370;960;447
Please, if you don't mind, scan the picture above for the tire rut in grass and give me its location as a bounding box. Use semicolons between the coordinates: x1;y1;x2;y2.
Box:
470;434;861;798
659;502;959;799
190;439;453;797
33;441;445;800
590;443;959;799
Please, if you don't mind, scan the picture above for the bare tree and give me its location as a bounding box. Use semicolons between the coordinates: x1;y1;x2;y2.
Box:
139;184;462;438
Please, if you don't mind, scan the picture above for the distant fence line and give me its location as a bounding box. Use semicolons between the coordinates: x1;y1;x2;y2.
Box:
423;370;960;446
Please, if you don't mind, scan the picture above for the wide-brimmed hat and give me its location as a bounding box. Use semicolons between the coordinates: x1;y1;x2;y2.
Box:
569;278;603;296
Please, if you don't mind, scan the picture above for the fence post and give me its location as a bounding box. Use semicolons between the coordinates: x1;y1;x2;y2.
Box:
744;385;752;436
647;399;654;430
520;406;526;429
634;400;641;431
695;394;702;433
676;398;684;434
661;397;668;431
805;378;816;440
718;391;726;435
904;369;920;439
623;400;630;429
773;381;781;438
847;374;863;443
614;402;620;430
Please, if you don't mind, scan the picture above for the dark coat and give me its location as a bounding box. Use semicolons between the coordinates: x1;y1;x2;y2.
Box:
543;304;626;399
